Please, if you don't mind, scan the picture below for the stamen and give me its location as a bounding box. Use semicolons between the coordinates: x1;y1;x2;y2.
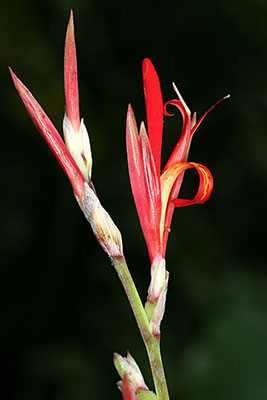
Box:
172;82;191;116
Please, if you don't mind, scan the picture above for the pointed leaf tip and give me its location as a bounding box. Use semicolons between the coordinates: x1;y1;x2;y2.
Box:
172;82;191;116
9;67;20;89
127;103;134;117
126;104;138;138
67;9;74;33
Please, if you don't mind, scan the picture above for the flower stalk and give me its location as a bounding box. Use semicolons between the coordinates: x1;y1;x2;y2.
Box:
112;256;169;400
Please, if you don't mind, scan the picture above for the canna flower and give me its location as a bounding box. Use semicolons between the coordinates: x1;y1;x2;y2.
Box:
10;11;123;259
127;58;229;263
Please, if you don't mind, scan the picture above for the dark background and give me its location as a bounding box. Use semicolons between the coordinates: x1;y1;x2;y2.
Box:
1;0;267;399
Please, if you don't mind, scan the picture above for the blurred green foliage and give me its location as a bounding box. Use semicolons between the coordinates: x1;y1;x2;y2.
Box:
1;0;267;399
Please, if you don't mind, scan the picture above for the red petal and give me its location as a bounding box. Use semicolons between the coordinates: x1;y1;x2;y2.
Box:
126;105;161;261
122;374;137;400
64;10;80;133
142;59;163;179
9;68;85;199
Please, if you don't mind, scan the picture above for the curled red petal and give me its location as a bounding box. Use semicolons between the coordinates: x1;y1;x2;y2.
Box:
163;99;189;120
163;99;192;171
142;58;163;179
64;10;80;132
163;101;175;117
9;68;85;199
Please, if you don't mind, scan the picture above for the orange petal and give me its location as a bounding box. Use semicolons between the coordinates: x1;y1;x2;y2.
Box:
160;162;213;243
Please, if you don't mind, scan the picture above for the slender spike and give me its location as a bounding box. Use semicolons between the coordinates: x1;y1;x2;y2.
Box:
172;82;191;116
191;94;230;136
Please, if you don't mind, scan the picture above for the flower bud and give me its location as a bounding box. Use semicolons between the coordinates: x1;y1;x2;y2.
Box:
63;114;92;181
148;255;167;303
150;271;169;338
145;255;169;337
77;182;123;258
114;352;148;393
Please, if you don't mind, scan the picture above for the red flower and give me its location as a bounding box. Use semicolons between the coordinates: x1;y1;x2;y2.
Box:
127;58;229;263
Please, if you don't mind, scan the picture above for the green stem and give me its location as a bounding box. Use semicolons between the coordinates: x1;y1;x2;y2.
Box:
112;255;170;400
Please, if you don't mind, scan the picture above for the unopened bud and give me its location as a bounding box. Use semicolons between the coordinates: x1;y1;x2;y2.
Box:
148;255;167;303
145;255;169;337
77;182;123;258
150;271;169;338
63;114;92;181
114;352;148;393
